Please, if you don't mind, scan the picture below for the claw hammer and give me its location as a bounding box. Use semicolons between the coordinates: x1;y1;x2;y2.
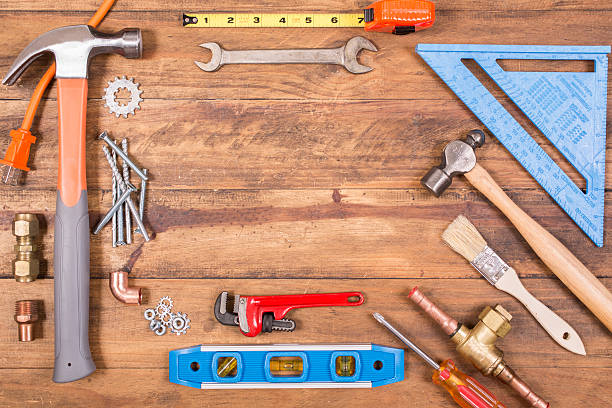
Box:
2;25;142;383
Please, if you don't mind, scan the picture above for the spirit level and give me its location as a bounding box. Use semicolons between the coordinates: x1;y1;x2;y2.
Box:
169;344;404;389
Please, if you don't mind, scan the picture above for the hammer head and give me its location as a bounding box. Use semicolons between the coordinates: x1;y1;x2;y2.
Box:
421;130;485;196
3;25;141;84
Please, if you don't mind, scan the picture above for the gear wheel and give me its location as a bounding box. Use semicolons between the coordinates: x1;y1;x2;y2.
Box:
155;303;170;319
158;296;173;310
160;312;175;326
170;312;191;336
103;76;143;118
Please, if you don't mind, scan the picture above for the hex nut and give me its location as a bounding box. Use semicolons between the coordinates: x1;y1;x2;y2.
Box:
13;214;39;237
479;305;512;338
14;259;39;282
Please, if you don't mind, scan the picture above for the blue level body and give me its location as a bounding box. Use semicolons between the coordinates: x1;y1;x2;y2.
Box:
416;44;610;246
169;343;404;389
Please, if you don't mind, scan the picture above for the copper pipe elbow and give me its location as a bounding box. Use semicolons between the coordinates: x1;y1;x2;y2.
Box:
408;286;459;336
109;271;142;305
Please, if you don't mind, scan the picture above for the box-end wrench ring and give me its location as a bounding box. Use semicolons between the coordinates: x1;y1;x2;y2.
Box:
195;36;377;74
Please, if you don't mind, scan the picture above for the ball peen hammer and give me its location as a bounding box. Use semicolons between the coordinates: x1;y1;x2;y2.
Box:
2;25;142;383
422;130;612;333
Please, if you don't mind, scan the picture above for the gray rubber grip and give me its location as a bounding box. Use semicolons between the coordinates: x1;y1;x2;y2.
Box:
53;191;95;383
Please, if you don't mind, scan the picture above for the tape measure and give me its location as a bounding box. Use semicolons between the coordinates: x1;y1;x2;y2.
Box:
183;0;435;34
183;13;364;28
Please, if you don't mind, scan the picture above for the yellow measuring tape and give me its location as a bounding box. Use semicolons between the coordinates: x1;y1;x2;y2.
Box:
182;13;365;28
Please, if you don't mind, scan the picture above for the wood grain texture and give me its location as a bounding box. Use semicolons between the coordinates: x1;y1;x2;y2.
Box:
0;0;611;407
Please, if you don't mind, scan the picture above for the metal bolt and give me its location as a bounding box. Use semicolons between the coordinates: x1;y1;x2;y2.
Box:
102;146;150;241
135;168;147;235
122;139;132;245
98;131;149;181
111;148;118;247
92;185;136;235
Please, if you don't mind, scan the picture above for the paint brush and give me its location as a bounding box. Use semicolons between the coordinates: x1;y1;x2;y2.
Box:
442;215;586;356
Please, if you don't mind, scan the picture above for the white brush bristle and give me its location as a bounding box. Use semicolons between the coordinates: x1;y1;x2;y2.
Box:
442;215;487;262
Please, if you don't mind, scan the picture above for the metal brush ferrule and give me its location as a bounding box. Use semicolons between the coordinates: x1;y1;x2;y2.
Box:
471;246;509;285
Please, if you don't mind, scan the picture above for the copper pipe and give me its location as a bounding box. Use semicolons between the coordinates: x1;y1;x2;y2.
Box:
408;286;458;335
497;366;550;408
14;300;39;341
109;271;142;305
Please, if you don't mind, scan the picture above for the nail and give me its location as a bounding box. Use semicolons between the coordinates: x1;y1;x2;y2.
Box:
122;139;132;245
93;186;136;234
135;169;147;235
111;148;117;247
102;146;150;241
98;131;148;181
114;141;125;246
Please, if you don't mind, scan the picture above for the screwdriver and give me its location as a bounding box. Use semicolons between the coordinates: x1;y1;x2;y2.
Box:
373;313;506;408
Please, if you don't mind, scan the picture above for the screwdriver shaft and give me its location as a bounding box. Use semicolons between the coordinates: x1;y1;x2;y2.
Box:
372;312;439;370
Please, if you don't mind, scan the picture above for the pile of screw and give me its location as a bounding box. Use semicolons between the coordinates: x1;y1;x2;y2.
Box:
94;131;150;246
144;296;191;336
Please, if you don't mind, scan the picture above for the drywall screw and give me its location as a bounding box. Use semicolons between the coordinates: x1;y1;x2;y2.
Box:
122;138;132;245
98;131;149;181
134;168;147;235
14;300;39;341
102;146;150;241
92;186;136;234
111;148;118;247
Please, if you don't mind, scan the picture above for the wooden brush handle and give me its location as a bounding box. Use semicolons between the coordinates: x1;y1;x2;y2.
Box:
465;163;612;333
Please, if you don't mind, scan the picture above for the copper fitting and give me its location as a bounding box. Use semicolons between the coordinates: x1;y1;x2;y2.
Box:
498;366;550;408
408;286;458;335
409;287;549;408
14;300;39;341
12;213;39;282
109;270;142;305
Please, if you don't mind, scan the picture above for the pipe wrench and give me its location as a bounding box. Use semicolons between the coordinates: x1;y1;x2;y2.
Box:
214;291;365;337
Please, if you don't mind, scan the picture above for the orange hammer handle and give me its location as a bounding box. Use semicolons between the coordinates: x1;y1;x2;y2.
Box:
57;78;88;206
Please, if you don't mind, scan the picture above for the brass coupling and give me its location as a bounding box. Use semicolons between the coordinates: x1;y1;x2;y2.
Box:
409;286;549;408
14;300;40;341
12;213;39;282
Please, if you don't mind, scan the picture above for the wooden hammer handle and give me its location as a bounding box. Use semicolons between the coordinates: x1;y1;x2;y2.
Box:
465;163;612;333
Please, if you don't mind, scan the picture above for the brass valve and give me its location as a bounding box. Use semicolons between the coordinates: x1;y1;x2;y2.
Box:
409;287;549;408
12;213;39;282
452;305;512;377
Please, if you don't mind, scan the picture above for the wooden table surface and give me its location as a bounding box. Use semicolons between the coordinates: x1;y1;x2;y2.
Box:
1;1;611;406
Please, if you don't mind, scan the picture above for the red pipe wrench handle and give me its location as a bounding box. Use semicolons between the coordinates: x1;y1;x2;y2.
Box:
53;78;95;383
241;292;364;337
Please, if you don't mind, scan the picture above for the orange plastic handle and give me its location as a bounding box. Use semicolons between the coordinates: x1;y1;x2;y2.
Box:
364;0;435;34
433;360;506;408
57;78;88;206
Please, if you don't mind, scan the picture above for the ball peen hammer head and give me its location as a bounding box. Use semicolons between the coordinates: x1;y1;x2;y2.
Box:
2;25;141;83
421;130;485;196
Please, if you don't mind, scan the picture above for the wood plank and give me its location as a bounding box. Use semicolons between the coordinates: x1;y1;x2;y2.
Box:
0;0;609;12
1;189;611;279
1;99;610;191
0;278;609;368
1;11;611;101
1;367;611;408
0;279;610;407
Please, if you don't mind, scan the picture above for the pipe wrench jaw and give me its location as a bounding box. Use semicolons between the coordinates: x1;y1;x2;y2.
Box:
213;291;240;326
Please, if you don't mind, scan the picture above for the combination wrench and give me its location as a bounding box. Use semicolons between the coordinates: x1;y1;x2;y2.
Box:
195;36;377;74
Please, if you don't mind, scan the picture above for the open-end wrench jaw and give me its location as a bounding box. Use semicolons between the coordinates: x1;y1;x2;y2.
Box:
342;36;377;74
213;291;240;326
195;42;223;72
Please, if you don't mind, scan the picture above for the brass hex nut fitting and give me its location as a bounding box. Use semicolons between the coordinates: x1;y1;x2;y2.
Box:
478;305;512;338
12;213;40;282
